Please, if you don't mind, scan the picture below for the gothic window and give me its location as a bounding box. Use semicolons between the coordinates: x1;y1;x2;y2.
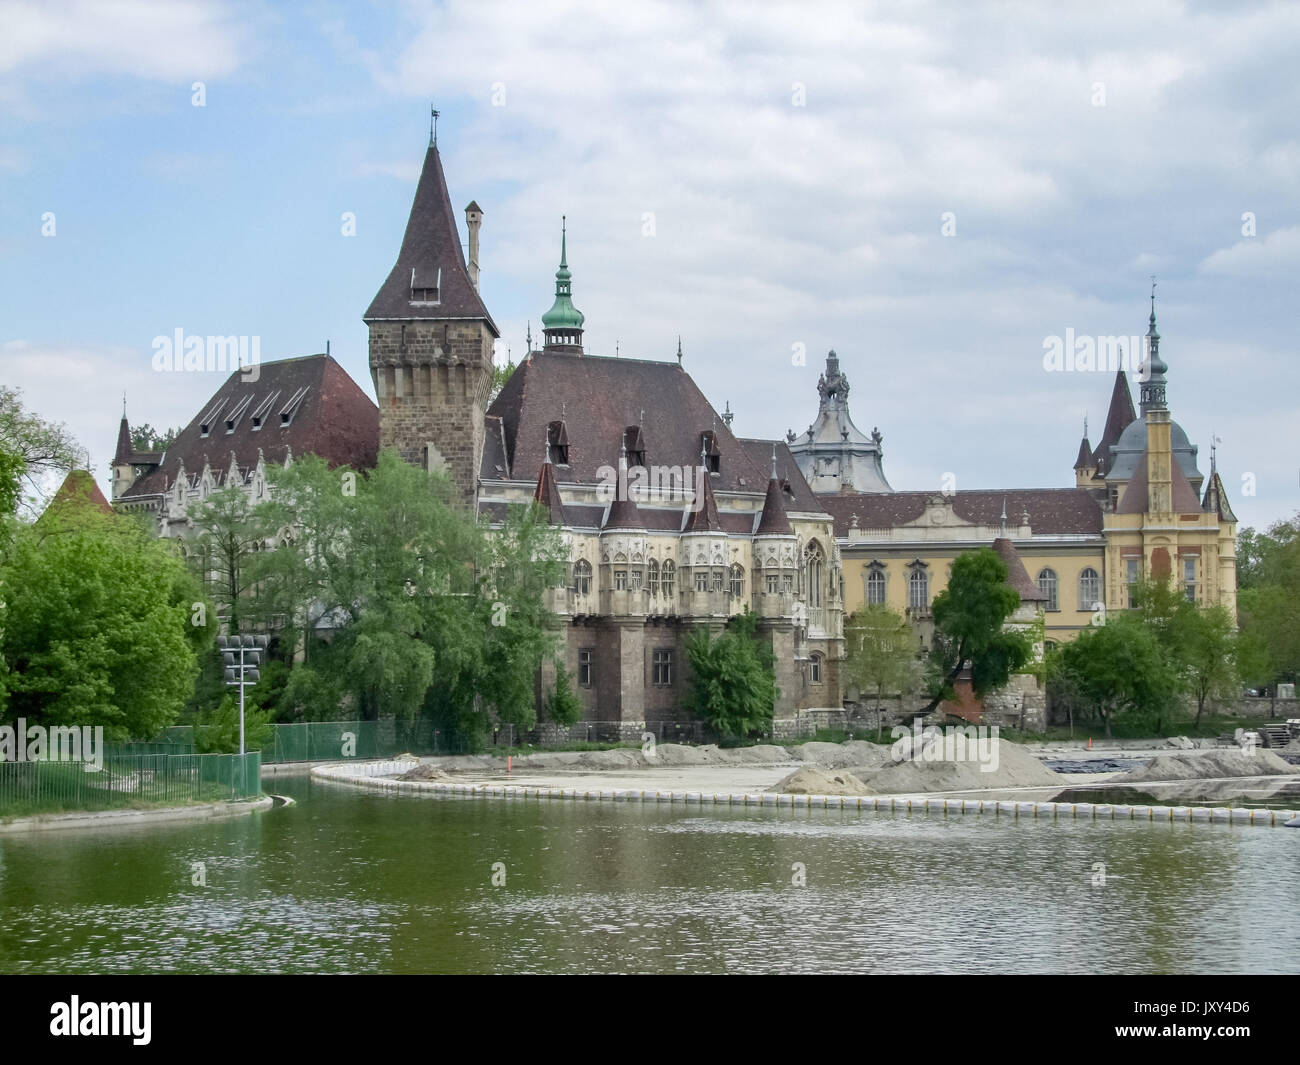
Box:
805;542;825;608
1184;557;1197;602
908;567;929;610
711;568;726;592
573;559;592;596
866;567;886;605
1126;558;1140;607
1078;567;1100;611
652;648;674;686
578;648;593;687
782;573;794;594
647;559;659;595
809;654;822;685
729;564;744;598
1037;568;1059;611
615;570;628;591
629;569;642;591
695;570;709;593
766;573;780;594
661;560;675;598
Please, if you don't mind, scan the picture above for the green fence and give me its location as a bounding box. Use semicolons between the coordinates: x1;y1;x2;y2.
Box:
0;751;261;817
151;721;471;763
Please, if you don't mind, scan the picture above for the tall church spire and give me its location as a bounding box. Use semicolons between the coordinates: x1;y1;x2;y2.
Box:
1139;278;1167;413
541;216;585;353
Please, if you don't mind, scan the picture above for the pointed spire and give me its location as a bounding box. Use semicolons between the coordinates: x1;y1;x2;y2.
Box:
676;336;683;365
364;130;497;332
999;496;1008;538
683;461;723;533
114;409;134;466
541;216;584;352
1093;369;1137;473
533;461;567;525
1074;429;1094;470
1140;278;1168;413
756;450;793;536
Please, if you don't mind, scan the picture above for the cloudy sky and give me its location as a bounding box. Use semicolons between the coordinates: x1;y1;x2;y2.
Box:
2;0;1296;529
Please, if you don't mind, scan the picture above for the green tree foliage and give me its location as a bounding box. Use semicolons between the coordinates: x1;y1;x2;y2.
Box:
686;609;778;739
0;508;198;738
1176;604;1241;728
1050;612;1179;737
843;603;920;740
920;547;1033;713
1236;513;1300;687
186;486;272;635
489;357;517;406
194;693;274;753
544;663;582;727
0;386;84;517
129;424;180;453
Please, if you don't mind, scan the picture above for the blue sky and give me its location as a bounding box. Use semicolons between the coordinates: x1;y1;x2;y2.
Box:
2;0;1297;530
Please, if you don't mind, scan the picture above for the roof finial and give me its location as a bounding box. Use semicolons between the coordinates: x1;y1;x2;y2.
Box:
560;215;567;269
1000;496;1008;537
526;321;533;353
676;335;683;365
544;424;550;465
122;391;127;418
430;106;439;148
615;339;619;357
722;399;734;428
770;443;778;480
1150;274;1157;326
1211;432;1221;474
1083;413;1088;439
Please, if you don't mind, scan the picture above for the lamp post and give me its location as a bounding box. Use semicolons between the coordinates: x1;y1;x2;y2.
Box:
219;634;268;757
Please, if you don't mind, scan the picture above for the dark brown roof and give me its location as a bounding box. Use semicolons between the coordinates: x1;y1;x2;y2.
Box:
1201;469;1237;523
43;469;115;518
755;477;794;536
682;469;723;532
1093;370;1136;474
735;437;823;513
603;491;645;530
532;461;566;525
1116;449;1202;515
820;488;1103;538
992;537;1048;602
483;349;771;492
120;354;379;499
363;145;498;333
1074;435;1094;470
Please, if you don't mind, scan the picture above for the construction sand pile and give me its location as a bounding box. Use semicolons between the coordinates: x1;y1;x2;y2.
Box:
1114;749;1300;783
776;767;875;796
398;763;455;782
787;740;892;770
850;739;1065;794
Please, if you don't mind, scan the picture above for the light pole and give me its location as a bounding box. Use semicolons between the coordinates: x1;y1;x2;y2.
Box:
219;634;268;757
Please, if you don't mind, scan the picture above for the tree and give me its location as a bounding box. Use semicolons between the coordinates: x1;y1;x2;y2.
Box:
0;507;198;739
919;547;1034;714
1236;513;1300;691
489;357;517;406
0;386;84;517
130;424;181;453
685;609;778;739
1176;604;1240;728
544;663;582;727
1050;613;1179;738
186;486;272;634
843;603;921;740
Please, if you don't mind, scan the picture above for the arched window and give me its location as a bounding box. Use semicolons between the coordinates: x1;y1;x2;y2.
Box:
809;653;822;684
1037;567;1059;611
573;559;592;596
805;542;825;607
647;559;659;596
1078;567;1100;611
908;568;928;610
729;563;744;598
660;560;675;598
866;567;886;605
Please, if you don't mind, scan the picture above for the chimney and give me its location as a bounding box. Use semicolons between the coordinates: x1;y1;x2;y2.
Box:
465;201;483;293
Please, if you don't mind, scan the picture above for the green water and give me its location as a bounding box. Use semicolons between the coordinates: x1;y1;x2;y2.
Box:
1;776;1297;974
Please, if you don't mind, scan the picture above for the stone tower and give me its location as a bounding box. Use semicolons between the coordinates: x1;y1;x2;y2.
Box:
364;133;499;505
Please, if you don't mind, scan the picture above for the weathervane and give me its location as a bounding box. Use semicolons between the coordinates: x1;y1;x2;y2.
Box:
430;105;440;147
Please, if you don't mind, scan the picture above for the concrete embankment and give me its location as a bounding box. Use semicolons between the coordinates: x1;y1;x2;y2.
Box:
0;795;274;835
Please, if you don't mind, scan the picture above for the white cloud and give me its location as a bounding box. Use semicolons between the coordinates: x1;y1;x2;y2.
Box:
1198;225;1300;276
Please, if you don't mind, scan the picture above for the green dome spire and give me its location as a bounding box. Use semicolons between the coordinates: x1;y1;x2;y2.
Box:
541;217;585;349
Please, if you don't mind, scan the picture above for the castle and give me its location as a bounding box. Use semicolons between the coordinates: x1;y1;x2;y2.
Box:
111;131;1237;735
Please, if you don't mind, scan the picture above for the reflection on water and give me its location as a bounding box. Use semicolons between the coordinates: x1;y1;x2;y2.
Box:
1;777;1297;974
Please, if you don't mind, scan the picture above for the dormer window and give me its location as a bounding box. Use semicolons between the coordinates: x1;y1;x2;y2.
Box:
547;420;569;465
700;430;721;474
624;425;646;468
251;390;280;430
409;267;441;305
225;395;252;433
280;387;309;427
198;398;227;439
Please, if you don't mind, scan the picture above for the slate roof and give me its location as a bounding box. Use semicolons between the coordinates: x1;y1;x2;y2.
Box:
482;349;772;492
363;145;498;334
1074;435;1094;470
735;437;823;513
1092;370;1136;474
992;537;1049;602
1115;449;1203;515
532;461;566;525
120;354;379;500
1201;469;1237;523
682;467;723;533
755;477;794;536
42;469;115;519
820;488;1104;538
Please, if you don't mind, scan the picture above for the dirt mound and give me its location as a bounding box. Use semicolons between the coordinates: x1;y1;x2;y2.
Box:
788;740;891;769
776;767;875;796
1114;749;1300;783
716;744;795;764
398;763;454;782
650;743;724;766
853;739;1064;794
